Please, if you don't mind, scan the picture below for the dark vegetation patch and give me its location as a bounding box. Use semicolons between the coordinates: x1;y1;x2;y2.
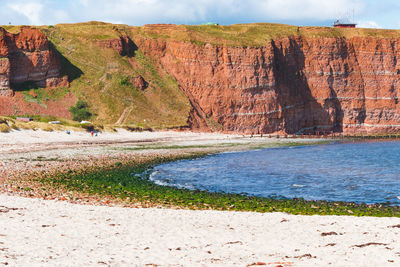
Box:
69;99;92;121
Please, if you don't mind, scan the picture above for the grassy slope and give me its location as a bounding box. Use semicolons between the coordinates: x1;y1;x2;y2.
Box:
46;23;191;128
3;22;191;129
3;22;400;127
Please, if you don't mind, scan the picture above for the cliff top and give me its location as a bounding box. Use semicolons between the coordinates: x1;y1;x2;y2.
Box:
3;22;400;48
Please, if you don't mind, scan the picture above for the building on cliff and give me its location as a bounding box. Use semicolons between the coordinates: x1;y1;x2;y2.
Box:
333;19;356;28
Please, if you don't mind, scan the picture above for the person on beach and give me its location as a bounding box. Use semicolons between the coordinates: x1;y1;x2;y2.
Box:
91;131;94;137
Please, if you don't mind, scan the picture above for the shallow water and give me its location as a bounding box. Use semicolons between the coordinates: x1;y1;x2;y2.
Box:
150;141;400;204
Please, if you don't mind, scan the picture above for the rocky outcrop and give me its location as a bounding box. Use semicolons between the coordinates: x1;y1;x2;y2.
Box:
0;57;11;95
135;36;400;134
0;26;67;96
95;35;137;56
131;75;148;90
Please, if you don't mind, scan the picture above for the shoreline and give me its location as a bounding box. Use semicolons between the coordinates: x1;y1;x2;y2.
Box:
0;129;331;206
1;129;398;212
1;129;400;265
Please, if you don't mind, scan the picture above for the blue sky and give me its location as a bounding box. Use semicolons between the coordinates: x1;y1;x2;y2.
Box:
0;0;398;29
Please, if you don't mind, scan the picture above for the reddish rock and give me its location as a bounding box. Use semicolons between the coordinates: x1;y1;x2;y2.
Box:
0;57;10;90
0;27;71;118
0;91;76;118
0;26;68;94
0;89;13;97
135;36;400;135
36;76;69;88
95;35;136;56
132;75;148;90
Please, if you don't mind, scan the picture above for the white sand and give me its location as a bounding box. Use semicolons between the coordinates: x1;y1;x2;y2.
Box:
0;129;319;164
1;194;400;266
0;129;297;155
0;129;241;153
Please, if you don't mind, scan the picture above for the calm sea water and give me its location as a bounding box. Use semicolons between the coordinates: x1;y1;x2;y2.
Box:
149;141;400;204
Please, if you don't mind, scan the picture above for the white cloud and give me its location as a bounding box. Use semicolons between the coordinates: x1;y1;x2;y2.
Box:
357;21;382;29
61;0;365;26
1;0;72;26
0;0;390;29
8;1;44;25
260;0;364;20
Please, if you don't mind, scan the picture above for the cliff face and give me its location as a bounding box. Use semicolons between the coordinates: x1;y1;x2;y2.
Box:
2;23;400;134
0;27;67;96
136;36;400;134
95;35;137;56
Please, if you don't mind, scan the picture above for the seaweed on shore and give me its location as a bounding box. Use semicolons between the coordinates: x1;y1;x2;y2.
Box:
35;154;400;217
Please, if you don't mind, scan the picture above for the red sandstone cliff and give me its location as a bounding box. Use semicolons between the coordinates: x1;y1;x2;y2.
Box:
0;27;72;118
0;27;68;96
134;35;400;135
2;24;400;135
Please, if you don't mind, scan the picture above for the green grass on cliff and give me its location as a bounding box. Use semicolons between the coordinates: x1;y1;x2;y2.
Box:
130;22;400;47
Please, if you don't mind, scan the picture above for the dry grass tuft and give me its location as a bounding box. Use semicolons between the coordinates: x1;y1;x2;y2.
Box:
0;123;10;133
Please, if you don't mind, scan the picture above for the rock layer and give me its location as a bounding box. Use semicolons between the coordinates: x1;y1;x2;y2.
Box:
0;27;67;96
136;36;400;134
95;35;137;56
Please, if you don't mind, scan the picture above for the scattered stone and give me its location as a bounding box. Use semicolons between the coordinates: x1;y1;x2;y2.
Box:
0;206;18;213
321;232;338;236
246;262;267;266
225;241;243;245
352;242;388;248
293;254;316;259
41;224;55;228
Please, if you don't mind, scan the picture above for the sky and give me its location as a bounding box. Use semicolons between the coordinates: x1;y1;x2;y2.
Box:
0;0;399;29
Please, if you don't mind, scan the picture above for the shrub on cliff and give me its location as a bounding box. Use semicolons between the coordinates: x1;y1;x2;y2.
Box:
118;76;131;86
69;100;92;122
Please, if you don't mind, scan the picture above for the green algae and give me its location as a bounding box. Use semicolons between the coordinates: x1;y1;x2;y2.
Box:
37;153;400;217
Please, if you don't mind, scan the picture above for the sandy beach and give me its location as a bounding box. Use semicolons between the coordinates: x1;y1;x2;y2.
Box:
1;129;399;266
2;194;400;266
